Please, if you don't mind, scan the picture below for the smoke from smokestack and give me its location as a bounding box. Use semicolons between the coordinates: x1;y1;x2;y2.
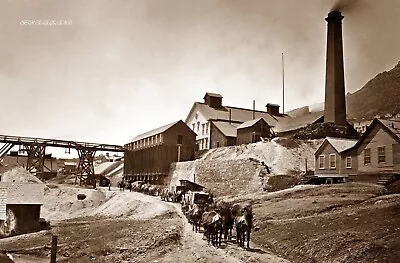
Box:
331;0;361;12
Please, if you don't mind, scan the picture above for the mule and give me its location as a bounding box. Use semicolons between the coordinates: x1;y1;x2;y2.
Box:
202;211;216;244
211;212;223;247
220;204;235;241
235;205;253;248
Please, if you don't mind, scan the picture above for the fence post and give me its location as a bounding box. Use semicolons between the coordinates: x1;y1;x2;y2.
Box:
50;235;57;263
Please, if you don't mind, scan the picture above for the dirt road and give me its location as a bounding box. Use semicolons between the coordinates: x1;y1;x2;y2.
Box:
1;185;289;263
165;202;290;263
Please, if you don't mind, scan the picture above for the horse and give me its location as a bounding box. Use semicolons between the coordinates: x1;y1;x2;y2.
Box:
210;211;223;247
186;204;203;232
219;203;235;241
235;204;253;248
202;210;223;247
127;182;132;192
118;181;126;191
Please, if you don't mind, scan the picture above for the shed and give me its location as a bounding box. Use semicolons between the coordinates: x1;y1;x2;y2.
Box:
179;180;205;193
63;161;77;175
0;182;44;236
236;117;271;145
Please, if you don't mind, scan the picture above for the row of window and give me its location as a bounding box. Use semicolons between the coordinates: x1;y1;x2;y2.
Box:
318;146;387;170
197;138;209;150
364;146;386;165
319;155;353;170
126;134;163;150
192;122;209;135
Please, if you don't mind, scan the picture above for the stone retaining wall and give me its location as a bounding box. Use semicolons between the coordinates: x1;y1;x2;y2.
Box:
167;158;263;197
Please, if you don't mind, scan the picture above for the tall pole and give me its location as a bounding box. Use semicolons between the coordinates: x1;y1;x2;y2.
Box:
252;100;255;120
282;52;285;114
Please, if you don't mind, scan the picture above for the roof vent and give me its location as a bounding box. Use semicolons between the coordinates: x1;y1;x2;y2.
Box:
204;92;223;108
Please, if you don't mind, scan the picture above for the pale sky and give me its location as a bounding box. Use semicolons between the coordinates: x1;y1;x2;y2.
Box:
1;0;400;157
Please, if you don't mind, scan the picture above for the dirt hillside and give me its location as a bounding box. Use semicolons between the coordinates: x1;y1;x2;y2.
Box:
169;138;322;196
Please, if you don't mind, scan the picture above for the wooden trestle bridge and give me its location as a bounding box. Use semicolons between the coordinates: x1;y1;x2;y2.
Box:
0;134;125;186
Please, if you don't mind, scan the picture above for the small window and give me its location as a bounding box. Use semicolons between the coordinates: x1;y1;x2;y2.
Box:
378;146;386;163
319;155;325;170
177;135;183;145
202;124;205;135
155;134;158;143
329;154;336;169
364;148;371;165
192;123;195;130
197;122;200;132
346;156;352;169
216;141;220;148
151;136;154;145
205;123;209;134
205;138;208;149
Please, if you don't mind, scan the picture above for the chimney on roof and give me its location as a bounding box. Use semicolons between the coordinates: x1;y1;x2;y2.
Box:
204;92;222;108
266;103;280;116
324;11;347;127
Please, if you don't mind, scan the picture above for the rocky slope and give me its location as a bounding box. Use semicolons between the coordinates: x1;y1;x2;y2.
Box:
346;61;400;120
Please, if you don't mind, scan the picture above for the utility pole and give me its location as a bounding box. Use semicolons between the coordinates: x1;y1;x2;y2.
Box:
282;52;285;114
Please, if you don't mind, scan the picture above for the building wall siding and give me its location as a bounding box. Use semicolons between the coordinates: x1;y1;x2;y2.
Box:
124;121;196;184
237;120;271;145
357;125;398;173
210;123;236;148
162;122;197;148
340;152;358;175
0;186;6;220
315;143;340;174
186;110;210;149
393;144;400;170
210;123;227;148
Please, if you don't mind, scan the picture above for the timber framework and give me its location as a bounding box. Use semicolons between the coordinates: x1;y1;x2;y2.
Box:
0;134;125;186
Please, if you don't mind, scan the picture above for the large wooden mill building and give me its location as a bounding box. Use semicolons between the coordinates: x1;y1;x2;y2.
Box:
124;120;196;185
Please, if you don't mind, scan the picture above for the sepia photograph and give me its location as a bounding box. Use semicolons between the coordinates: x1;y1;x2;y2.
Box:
0;0;400;262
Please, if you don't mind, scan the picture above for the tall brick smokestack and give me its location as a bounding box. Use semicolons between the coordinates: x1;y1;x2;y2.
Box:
324;11;347;126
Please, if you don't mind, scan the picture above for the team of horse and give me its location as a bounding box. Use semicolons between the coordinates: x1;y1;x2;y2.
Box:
118;180;161;196
184;201;254;248
160;189;183;203
119;179;254;248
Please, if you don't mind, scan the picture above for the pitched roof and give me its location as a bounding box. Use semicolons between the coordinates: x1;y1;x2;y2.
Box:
379;119;400;138
274;111;324;133
186;102;278;126
342;118;400;153
213;121;238;137
127;120;180;143
315;137;358;156
237;117;266;129
327;137;358;153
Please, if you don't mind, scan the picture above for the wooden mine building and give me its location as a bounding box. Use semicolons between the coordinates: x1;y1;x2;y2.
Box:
124;120;196;185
